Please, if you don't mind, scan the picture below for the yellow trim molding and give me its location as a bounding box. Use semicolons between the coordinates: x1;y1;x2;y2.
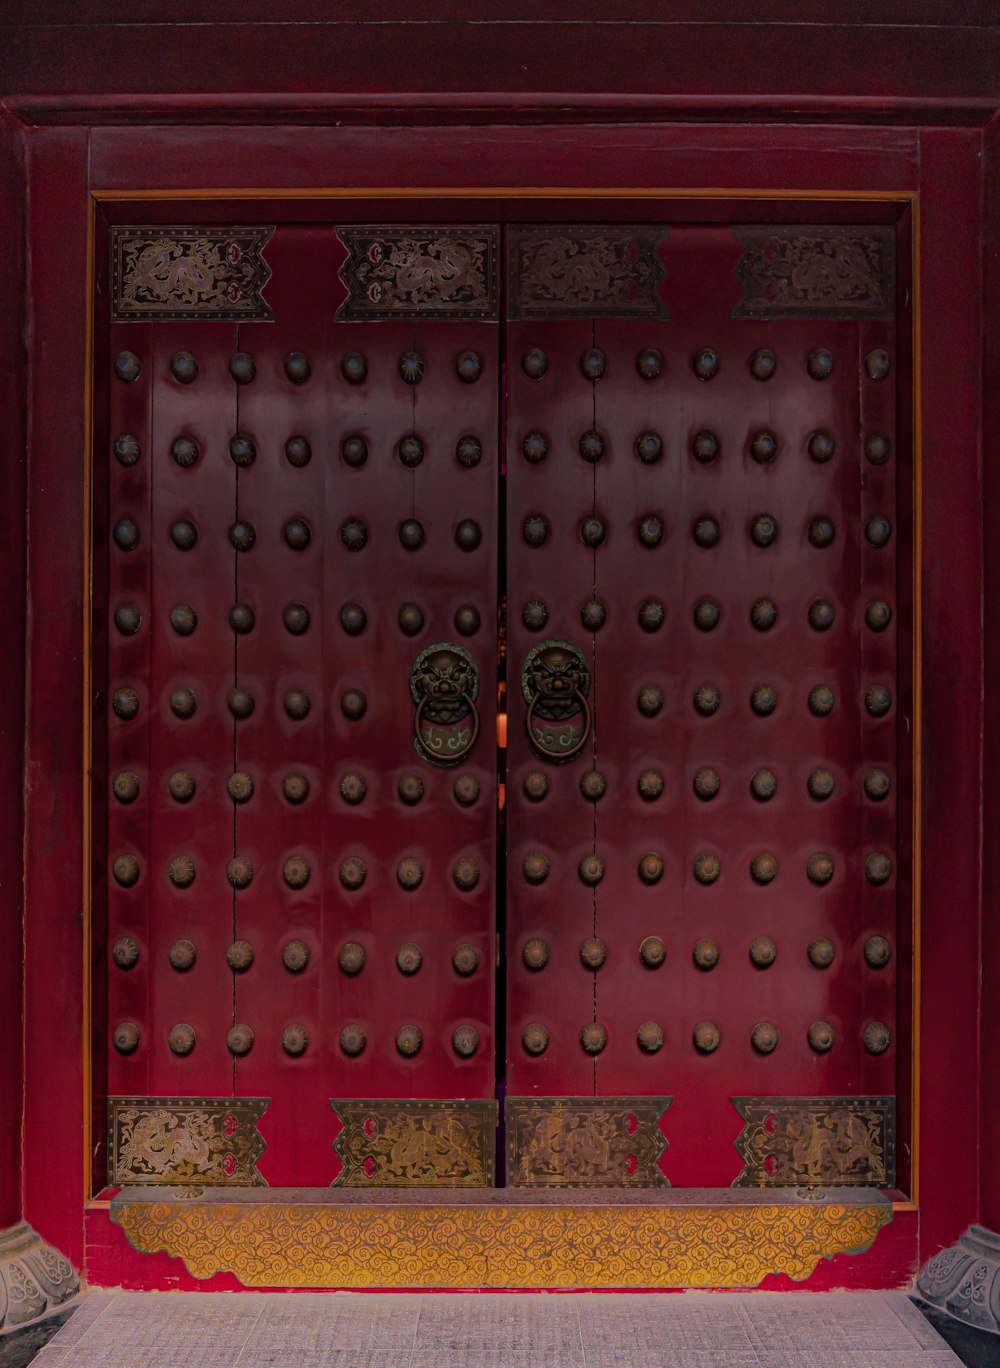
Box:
111;1189;892;1289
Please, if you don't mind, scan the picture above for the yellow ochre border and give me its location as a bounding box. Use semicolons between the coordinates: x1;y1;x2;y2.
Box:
92;186;914;201
83;185;921;1220
83;192;95;1211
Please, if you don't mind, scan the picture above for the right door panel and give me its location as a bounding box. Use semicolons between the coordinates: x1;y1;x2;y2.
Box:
504;222;902;1190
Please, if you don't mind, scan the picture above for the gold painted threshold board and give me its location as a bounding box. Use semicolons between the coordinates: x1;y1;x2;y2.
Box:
110;1186;892;1290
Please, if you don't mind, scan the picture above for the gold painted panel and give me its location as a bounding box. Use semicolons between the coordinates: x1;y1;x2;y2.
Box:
111;1192;893;1289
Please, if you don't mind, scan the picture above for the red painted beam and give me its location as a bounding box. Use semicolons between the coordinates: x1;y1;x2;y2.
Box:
20;127;91;1268
1;17;998;124
980;111;1000;1239
915;126;985;1263
0;111;27;1234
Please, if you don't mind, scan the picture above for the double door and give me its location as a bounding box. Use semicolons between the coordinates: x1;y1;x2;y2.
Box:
100;219;903;1191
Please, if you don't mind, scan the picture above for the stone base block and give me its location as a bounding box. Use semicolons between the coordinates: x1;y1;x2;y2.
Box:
0;1223;81;1335
916;1224;1000;1335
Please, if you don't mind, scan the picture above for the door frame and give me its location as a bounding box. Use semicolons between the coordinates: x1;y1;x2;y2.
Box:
90;193;917;1203
13;120;982;1289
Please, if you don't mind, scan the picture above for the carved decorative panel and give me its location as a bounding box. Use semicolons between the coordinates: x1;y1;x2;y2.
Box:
111;227;274;320
111;1187;892;1288
507;225;668;319
506;1097;670;1187
733;226;894;319
331;1100;496;1187
336;227;500;320
732;1096;895;1188
107;1097;269;1186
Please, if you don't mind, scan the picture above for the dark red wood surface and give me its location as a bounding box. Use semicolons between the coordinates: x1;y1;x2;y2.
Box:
85;125;920;198
506;317;607;1101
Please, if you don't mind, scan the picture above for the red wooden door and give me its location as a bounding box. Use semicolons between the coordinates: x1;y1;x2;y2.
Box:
104;224;499;1188
101;217;903;1192
504;223;901;1189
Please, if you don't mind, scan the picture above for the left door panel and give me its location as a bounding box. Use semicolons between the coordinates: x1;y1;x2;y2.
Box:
102;224;499;1188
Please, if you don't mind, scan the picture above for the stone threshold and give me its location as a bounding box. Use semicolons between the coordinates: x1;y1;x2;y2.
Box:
109;1185;893;1290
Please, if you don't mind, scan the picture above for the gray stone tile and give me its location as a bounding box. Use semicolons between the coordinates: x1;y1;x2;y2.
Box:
59;1295;268;1367
755;1354;963;1367
45;1292;117;1348
412;1352;585;1368
250;1292;418;1351
33;1289;971;1368
415;1293;583;1354
84;1292;266;1319
237;1353;409;1368
0;1312;81;1368
582;1352;759;1368
880;1292;954;1349
54;1346;249;1368
735;1291;922;1350
578;1292;752;1353
31;1300;113;1364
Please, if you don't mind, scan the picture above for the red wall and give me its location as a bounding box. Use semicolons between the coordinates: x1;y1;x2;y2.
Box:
1;3;998;1282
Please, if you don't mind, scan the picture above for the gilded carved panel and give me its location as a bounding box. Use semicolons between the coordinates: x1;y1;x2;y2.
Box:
507;225;669;319
331;1100;496;1187
506;1097;670;1187
107;1097;269;1187
732;225;895;319
336;227;500;321
732;1096;895;1188
111;226;274;321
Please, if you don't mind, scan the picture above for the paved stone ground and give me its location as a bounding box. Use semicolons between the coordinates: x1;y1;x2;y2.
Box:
18;1289;969;1368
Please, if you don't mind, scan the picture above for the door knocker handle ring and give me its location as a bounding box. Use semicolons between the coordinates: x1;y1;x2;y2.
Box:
525;688;591;761
414;690;480;763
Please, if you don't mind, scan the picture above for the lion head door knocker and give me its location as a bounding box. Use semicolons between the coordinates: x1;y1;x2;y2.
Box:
410;642;480;765
521;639;592;762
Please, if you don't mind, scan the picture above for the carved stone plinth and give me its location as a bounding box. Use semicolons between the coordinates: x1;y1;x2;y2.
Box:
0;1223;80;1334
916;1225;1000;1335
